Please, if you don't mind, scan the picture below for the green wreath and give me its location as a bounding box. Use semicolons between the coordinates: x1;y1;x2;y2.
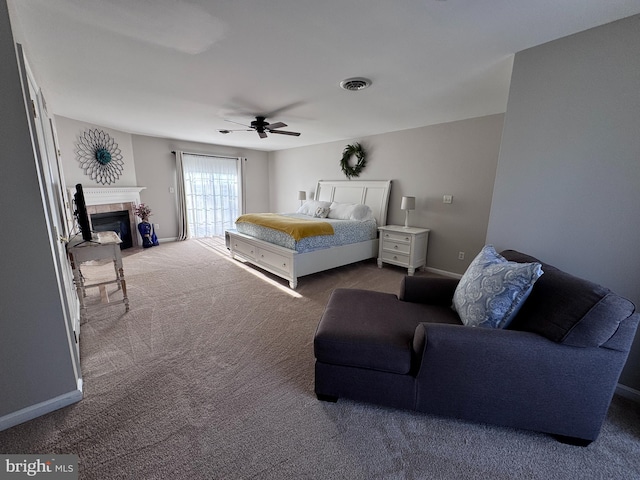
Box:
340;143;367;179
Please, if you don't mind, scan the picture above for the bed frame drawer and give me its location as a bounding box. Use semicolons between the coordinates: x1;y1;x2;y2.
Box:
228;230;296;286
231;238;256;260
258;248;292;276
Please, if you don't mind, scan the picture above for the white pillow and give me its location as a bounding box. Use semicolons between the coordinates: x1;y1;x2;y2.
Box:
327;202;353;219
296;200;331;216
327;202;374;221
350;204;374;221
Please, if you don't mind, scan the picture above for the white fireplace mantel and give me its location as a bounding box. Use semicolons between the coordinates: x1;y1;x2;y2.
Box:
68;186;146;206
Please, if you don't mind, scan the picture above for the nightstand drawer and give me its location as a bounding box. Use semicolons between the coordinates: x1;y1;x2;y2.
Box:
382;240;411;255
381;250;410;266
381;231;412;244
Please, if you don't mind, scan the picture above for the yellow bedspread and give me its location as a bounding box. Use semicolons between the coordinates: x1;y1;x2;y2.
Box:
235;213;334;241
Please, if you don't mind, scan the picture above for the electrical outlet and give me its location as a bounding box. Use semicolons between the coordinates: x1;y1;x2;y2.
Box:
458;251;465;260
443;195;453;204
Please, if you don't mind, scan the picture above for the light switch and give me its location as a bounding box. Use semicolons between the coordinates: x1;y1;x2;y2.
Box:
443;194;453;204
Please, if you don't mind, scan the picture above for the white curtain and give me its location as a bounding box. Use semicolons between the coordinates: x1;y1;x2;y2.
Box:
175;151;189;240
175;151;241;239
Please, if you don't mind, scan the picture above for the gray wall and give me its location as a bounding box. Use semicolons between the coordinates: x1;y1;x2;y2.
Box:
0;0;77;417
269;114;504;275
486;15;640;391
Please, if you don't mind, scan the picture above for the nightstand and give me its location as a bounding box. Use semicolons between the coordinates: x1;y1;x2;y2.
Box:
377;225;430;275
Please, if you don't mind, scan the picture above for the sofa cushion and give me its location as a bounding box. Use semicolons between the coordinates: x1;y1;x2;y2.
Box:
452;245;543;329
502;250;636;347
314;288;461;374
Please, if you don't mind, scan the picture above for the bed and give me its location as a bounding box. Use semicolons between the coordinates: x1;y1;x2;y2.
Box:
226;180;392;289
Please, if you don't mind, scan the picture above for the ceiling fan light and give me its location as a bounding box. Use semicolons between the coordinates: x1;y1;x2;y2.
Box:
339;77;372;91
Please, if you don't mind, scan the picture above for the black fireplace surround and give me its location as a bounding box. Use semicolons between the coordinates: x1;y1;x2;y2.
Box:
90;210;132;249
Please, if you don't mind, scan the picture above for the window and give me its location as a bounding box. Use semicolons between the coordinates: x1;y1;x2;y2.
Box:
180;153;241;238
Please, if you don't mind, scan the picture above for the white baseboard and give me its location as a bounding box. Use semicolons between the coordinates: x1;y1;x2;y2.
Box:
424;267;462;279
158;237;177;243
0;382;83;432
615;383;640;403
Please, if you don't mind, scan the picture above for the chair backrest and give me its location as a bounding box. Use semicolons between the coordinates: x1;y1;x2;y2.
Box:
502;250;637;348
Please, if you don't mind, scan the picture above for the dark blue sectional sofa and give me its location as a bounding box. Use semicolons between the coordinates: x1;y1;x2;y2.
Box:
314;250;639;445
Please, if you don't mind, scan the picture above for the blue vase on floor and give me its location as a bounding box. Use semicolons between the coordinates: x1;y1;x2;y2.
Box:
138;220;158;248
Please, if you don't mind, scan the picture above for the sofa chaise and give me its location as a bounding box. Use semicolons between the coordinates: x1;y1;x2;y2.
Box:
313;249;639;445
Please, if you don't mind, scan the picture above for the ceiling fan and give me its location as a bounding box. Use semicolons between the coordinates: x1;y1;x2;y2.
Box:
218;116;301;139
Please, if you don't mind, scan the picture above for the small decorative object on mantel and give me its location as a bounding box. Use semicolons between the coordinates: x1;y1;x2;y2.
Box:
76;128;125;185
134;203;159;248
340;142;367;179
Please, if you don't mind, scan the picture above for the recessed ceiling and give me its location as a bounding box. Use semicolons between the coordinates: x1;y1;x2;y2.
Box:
7;0;640;151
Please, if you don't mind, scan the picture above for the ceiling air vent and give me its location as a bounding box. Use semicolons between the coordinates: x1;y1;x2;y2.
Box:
339;77;372;91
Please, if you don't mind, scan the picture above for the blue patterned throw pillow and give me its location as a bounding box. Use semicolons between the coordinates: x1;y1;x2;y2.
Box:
453;245;543;329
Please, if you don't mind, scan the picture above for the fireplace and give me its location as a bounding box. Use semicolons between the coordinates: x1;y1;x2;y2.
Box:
86;201;139;248
91;210;133;249
70;186;146;248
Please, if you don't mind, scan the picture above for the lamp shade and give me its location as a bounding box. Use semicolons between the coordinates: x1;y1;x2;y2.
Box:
400;196;415;211
297;191;307;201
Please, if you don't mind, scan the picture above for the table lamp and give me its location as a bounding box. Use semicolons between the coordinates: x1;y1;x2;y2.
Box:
401;196;415;228
298;191;307;206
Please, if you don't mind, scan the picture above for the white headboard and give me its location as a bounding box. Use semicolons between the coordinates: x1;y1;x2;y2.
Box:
315;180;392;226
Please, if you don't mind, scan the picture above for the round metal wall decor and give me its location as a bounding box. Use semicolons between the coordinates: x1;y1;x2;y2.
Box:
76;128;124;185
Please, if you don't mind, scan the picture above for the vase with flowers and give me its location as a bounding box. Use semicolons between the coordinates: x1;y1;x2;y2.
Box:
134;203;158;248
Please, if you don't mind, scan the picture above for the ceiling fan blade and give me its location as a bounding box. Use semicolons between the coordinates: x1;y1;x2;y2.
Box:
224;119;251;127
218;128;252;134
265;122;287;130
263;101;306;118
258;131;268;139
269;130;301;137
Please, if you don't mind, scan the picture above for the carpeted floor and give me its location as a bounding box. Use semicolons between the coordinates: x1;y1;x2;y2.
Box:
1;238;639;479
